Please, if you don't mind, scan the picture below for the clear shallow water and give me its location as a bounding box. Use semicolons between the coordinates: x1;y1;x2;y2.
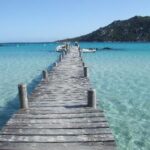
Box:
81;42;150;150
0;43;59;128
1;42;150;150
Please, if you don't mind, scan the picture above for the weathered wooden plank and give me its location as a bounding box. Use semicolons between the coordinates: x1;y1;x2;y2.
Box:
7;117;107;125
15;110;103;115
0;142;116;150
4;122;109;129
28;103;87;107
16;108;103;114
0;134;115;143
12;112;105;119
2;128;112;135
6;120;108;127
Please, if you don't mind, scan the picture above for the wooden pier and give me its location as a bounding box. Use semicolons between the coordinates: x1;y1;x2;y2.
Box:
0;46;116;150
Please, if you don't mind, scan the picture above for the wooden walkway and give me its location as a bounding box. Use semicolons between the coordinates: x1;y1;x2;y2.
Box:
0;46;116;150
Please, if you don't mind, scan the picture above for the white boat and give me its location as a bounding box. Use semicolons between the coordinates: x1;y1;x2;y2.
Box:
56;45;66;52
81;48;96;53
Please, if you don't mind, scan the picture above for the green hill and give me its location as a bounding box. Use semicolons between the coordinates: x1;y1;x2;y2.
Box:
61;16;150;42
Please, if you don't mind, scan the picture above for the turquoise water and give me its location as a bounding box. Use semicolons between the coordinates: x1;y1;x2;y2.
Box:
0;43;59;128
81;42;150;150
0;42;150;149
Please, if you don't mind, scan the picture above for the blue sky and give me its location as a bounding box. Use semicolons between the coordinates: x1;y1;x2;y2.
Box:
0;0;150;42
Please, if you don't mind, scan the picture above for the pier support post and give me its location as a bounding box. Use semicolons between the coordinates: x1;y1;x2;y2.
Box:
84;66;88;77
62;51;65;58
83;62;85;66
54;62;57;67
64;50;68;55
79;49;81;57
59;54;62;62
42;70;48;81
87;89;96;108
18;84;28;109
65;43;68;51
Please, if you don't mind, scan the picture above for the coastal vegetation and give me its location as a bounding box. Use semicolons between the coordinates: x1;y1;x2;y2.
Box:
61;16;150;42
